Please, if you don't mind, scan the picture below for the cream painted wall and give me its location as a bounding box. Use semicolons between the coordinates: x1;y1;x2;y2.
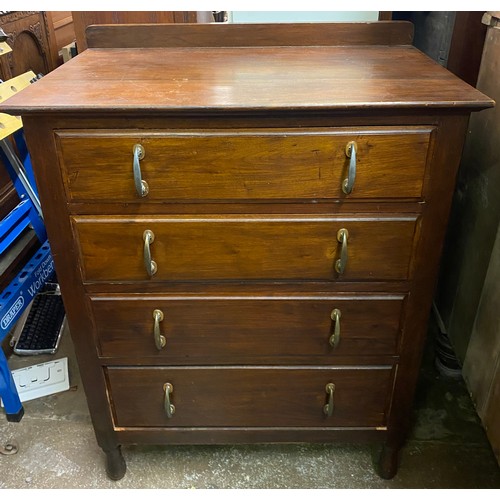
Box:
229;11;379;23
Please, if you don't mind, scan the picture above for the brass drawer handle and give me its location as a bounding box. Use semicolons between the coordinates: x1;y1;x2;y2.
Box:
143;229;157;277
342;141;357;195
323;383;336;417
133;144;149;197
163;383;175;418
335;228;349;275
153;309;166;350
329;308;341;347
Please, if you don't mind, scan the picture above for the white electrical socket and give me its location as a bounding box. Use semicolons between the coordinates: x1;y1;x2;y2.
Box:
1;357;70;406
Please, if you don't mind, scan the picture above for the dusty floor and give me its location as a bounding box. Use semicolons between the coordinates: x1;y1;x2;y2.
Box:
1;321;499;489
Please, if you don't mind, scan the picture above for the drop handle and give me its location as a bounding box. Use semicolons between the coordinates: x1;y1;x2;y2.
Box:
323;383;336;417
342;141;357;195
335;228;349;275
329;309;341;348
153;309;166;350
163;383;175;418
133;144;149;197
143;229;157;277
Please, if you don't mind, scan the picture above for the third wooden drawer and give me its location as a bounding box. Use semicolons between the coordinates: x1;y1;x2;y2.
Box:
91;293;406;361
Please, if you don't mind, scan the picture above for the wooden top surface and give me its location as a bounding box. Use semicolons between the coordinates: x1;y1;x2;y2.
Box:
1;30;493;115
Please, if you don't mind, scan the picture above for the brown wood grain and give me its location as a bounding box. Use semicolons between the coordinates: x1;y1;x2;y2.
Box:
84;281;410;296
19;117;121;455
1;46;493;115
106;366;394;428
47;11;75;56
115;427;387;446
73;215;418;282
90;293;406;361
56;127;432;202
85;22;414;48
384;114;473;453
10;22;494;478
0;12;59;81
72;12;206;52
73;12;174;52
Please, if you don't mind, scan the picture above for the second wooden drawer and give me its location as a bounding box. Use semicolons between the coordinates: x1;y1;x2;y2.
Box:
73;215;419;282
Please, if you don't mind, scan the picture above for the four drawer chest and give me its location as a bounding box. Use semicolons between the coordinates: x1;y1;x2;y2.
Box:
2;22;493;480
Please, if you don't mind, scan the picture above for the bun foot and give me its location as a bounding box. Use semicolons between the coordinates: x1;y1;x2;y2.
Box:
105;446;126;480
377;444;400;479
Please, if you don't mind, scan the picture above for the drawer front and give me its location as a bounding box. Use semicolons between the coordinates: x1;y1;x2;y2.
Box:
107;366;394;428
91;294;406;360
56;127;432;202
74;215;418;282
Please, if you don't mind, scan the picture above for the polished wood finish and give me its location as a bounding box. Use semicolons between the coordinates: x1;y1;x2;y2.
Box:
1;23;493;480
56;127;432;202
73;11;210;52
2;46;492;115
107;366;394;428
90;294;405;361
378;443;400;479
74;215;418;282
104;446;126;481
85;21;414;49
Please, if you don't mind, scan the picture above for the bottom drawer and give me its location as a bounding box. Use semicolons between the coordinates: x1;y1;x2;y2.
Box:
107;366;394;428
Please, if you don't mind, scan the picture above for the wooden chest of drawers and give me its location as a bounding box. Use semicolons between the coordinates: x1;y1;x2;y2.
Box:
2;22;493;480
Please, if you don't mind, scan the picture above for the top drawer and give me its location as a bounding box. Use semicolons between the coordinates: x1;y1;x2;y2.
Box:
55;127;433;203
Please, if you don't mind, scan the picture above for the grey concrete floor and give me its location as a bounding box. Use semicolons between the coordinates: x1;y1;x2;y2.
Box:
1;321;500;489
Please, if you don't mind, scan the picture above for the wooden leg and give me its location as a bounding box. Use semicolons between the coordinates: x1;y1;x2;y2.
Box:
104;445;126;481
377;443;400;479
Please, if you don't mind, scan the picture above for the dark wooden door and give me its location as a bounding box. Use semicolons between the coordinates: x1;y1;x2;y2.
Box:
0;11;58;81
